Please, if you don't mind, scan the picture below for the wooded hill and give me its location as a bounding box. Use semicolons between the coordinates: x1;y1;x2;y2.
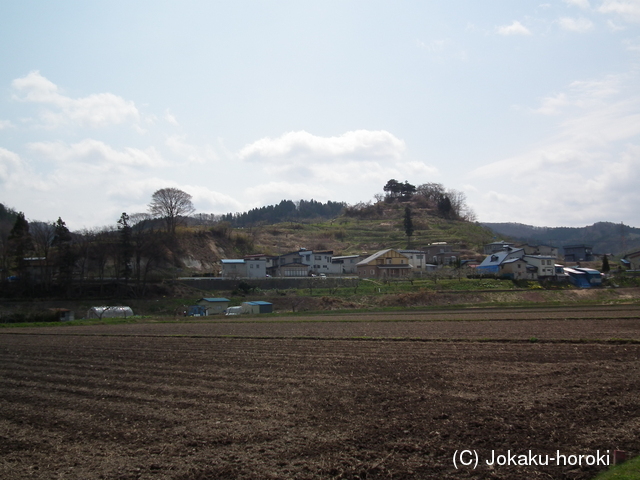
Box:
482;222;640;256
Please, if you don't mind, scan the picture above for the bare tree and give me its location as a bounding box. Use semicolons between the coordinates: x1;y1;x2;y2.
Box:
148;188;195;234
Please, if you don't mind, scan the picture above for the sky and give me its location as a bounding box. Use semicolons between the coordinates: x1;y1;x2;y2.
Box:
1;0;640;231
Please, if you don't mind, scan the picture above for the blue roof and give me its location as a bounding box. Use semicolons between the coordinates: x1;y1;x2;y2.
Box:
478;248;525;268
246;301;272;305
200;297;230;302
221;259;245;264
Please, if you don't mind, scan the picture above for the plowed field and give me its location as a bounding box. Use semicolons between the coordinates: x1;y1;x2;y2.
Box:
1;306;639;479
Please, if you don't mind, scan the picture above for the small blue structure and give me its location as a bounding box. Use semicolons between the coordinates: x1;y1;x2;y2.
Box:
241;301;273;314
565;267;603;288
187;305;207;316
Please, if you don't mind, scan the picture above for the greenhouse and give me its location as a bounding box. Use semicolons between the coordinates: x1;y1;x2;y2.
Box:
86;306;134;319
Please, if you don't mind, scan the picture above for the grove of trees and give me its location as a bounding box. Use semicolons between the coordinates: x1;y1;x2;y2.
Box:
346;180;477;222
222;199;345;227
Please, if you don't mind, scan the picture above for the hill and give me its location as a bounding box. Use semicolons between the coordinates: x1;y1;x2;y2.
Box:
482;221;640;256
185;197;494;267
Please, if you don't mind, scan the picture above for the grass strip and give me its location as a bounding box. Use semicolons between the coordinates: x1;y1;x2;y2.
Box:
592;455;640;480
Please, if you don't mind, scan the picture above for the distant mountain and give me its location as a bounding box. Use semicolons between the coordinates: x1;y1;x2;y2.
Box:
482;222;640;256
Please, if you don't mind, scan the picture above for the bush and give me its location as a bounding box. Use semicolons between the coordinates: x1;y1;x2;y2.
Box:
1;311;59;324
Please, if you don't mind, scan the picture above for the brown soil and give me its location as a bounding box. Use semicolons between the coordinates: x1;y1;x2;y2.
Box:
1;307;639;479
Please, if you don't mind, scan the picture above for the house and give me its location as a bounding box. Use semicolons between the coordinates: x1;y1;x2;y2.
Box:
196;298;230;314
299;249;333;275
221;258;267;278
356;249;412;279
422;243;460;265
398;250;428;271
221;259;245;278
266;248;334;277
476;247;525;275
522;255;557;278
483;241;515;255
241;301;273;314
329;255;361;275
267;250;309;277
499;258;533;280
563;245;594;262
624;250;640;270
519;244;558;258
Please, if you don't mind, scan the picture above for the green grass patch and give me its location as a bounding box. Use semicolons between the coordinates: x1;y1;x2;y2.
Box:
592;455;640;480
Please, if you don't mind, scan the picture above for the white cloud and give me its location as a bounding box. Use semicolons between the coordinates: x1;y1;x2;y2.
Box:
564;0;591;9
417;38;447;52
0;120;13;129
534;93;570;115
624;38;640;50
164;110;179;126
28;139;167;168
234;130;436;208
607;19;627;29
239;130;406;162
12;71;140;128
165;135;219;165
496;21;532;36
534;76;621;115
469;72;640;226
598;0;640;23
557;16;594;31
0;147;26;183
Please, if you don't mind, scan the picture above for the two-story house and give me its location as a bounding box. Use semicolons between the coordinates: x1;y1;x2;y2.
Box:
329;255;361;275
356;249;412;279
398;250;428;271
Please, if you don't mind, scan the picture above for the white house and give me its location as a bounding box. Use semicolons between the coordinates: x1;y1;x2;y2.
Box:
221;259;266;278
299;249;333;275
522;255;556;278
398;250;427;271
245;259;266;278
329;255;361;275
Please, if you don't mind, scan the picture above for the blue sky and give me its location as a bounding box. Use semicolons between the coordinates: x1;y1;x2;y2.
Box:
1;1;639;230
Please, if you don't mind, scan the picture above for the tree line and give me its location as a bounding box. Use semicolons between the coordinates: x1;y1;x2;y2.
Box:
221;199;346;227
0;188;196;297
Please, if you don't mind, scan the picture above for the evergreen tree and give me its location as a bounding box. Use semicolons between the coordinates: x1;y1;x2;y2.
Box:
602;254;610;273
403;206;414;247
437;195;454;219
8;212;34;278
52;218;75;287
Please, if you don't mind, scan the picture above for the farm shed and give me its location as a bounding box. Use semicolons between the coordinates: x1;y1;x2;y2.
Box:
86;306;134;319
241;301;273;314
186;305;207;316
49;308;75;322
564;267;603;288
196;298;230;314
